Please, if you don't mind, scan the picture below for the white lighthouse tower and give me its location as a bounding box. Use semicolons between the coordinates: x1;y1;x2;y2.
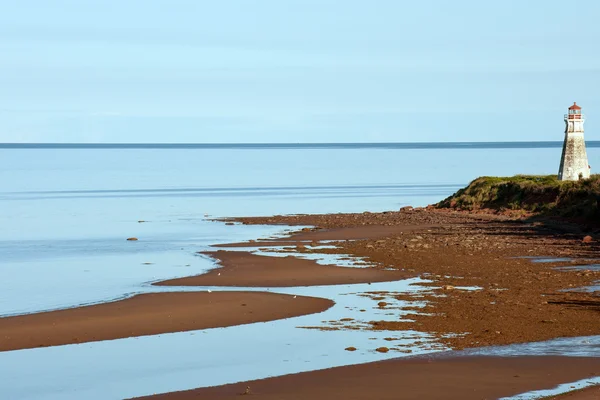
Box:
558;102;590;181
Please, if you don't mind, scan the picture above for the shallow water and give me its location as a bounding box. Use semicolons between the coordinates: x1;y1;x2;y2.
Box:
0;278;443;400
502;378;600;400
1;145;599;399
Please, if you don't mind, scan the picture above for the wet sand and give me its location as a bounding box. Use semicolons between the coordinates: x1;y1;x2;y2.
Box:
226;210;600;349
213;224;436;247
155;251;410;287
136;355;599;400
8;208;597;399
141;209;600;400
0;292;333;352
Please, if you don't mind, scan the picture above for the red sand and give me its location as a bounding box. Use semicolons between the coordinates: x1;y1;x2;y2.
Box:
214;224;436;247
155;250;411;287
0;291;333;352
136;355;599;400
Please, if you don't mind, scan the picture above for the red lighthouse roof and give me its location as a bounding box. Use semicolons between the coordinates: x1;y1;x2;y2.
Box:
569;102;581;110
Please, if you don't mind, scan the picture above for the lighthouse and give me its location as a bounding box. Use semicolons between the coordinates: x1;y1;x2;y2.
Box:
558;102;591;181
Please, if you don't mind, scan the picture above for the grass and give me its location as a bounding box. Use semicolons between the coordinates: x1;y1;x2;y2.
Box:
436;175;600;220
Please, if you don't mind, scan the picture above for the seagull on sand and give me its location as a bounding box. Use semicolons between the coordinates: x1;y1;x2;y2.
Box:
207;289;212;293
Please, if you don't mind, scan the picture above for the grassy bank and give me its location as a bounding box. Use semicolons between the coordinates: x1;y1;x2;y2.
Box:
436;175;600;220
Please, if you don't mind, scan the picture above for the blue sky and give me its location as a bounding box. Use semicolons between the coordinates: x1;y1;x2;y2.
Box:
1;0;600;143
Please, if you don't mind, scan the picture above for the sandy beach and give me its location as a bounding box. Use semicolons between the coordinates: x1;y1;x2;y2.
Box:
2;208;598;398
225;209;600;348
136;355;599;400
0;291;333;352
135;208;599;398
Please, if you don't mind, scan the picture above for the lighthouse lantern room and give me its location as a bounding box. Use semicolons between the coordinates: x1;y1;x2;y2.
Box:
558;102;590;181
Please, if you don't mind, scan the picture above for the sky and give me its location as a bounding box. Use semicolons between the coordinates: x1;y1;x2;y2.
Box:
1;0;600;143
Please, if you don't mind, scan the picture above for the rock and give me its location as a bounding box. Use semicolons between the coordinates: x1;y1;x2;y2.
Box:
225;222;235;226
345;347;357;352
400;206;414;212
377;301;388;308
583;235;593;243
375;347;390;353
126;237;138;241
442;285;455;291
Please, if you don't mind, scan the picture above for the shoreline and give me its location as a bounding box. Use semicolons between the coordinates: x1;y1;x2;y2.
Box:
0;291;333;352
547;385;600;399
138;208;599;399
155;250;412;287
223;209;600;349
136;354;599;400
3;207;598;398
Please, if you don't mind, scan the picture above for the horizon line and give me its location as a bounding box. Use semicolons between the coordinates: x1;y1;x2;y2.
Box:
2;140;599;145
2;141;599;150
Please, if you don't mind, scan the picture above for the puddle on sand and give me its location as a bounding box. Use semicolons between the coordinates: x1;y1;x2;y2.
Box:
254;247;376;268
529;257;574;263
206;244;379;269
555;264;600;272
516;257;600;295
465;335;600;358
553;264;600;293
563;283;600;293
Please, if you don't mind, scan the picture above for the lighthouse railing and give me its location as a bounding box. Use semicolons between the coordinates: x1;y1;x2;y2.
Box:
564;114;585;120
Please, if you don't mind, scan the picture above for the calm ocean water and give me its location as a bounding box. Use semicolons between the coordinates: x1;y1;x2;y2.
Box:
1;143;599;399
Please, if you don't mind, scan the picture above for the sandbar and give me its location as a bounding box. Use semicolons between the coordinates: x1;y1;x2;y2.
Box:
0;291;333;352
155;250;411;287
136;355;599;399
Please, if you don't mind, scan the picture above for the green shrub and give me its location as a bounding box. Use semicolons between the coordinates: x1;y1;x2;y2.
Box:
437;175;600;220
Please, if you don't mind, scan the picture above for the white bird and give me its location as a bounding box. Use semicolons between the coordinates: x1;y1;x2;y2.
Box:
293;296;297;299
207;289;212;293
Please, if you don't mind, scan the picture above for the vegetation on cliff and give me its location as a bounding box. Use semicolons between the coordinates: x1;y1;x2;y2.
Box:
437;175;600;220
